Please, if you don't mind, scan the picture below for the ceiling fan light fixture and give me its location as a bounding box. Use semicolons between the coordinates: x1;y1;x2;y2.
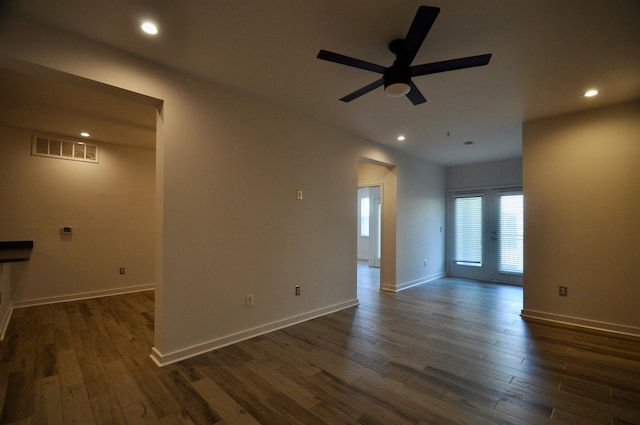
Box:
383;66;411;97
385;82;411;97
141;21;158;35
584;89;598;97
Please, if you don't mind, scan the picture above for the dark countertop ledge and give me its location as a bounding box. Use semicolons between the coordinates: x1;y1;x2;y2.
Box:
0;240;34;263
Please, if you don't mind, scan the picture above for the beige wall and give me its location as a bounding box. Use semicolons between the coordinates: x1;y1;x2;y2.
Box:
522;100;640;335
0;16;446;363
0;126;155;305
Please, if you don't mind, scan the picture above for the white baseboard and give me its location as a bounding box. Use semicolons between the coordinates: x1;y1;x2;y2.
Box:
521;309;640;338
382;272;445;292
11;283;155;309
150;298;360;367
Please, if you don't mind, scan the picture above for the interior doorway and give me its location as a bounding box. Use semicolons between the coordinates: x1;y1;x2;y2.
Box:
0;64;160;336
357;159;397;293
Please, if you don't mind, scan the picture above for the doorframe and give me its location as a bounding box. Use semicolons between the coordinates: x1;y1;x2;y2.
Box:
357;158;398;292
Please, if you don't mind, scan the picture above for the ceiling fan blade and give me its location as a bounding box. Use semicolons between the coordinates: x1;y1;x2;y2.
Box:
398;6;440;66
340;78;384;102
317;50;386;74
406;81;427;105
411;54;492;76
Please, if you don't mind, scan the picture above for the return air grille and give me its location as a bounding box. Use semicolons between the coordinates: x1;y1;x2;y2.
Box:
32;135;99;163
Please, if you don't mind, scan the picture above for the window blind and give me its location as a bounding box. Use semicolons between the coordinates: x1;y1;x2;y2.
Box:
498;194;524;274
454;196;483;266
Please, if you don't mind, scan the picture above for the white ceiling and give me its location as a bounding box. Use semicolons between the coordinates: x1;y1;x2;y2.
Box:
2;0;639;165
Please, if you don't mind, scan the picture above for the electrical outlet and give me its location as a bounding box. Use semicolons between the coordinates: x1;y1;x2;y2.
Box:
245;294;254;307
295;285;301;296
119;267;125;275
559;286;568;297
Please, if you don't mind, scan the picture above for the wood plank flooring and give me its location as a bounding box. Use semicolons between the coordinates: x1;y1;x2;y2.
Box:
1;265;639;424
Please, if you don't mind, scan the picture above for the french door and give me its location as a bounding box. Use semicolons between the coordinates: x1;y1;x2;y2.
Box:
448;188;523;284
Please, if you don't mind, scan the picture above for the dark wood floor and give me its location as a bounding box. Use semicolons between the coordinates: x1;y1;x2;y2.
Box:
1;264;639;424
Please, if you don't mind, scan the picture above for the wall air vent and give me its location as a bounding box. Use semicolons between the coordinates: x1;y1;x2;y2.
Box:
32;135;99;163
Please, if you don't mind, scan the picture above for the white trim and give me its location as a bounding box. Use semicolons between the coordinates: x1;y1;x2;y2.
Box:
150;298;360;367
11;283;155;309
382;272;446;292
380;282;396;292
0;304;13;341
521;309;640;338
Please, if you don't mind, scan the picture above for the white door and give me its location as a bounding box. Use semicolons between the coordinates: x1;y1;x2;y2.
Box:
369;195;381;267
357;186;381;268
357;188;371;261
448;188;523;284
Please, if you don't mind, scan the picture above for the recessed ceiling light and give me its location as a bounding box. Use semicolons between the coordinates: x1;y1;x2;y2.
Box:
80;132;90;137
584;89;598;97
141;21;158;35
397;135;406;142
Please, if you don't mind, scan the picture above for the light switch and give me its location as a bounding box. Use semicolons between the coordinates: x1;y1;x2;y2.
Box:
296;189;303;200
60;226;73;235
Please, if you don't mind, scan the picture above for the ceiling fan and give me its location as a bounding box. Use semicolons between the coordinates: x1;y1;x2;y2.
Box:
317;5;492;105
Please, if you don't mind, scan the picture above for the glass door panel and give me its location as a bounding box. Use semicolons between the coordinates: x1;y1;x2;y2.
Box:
448;192;490;280
492;190;523;284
